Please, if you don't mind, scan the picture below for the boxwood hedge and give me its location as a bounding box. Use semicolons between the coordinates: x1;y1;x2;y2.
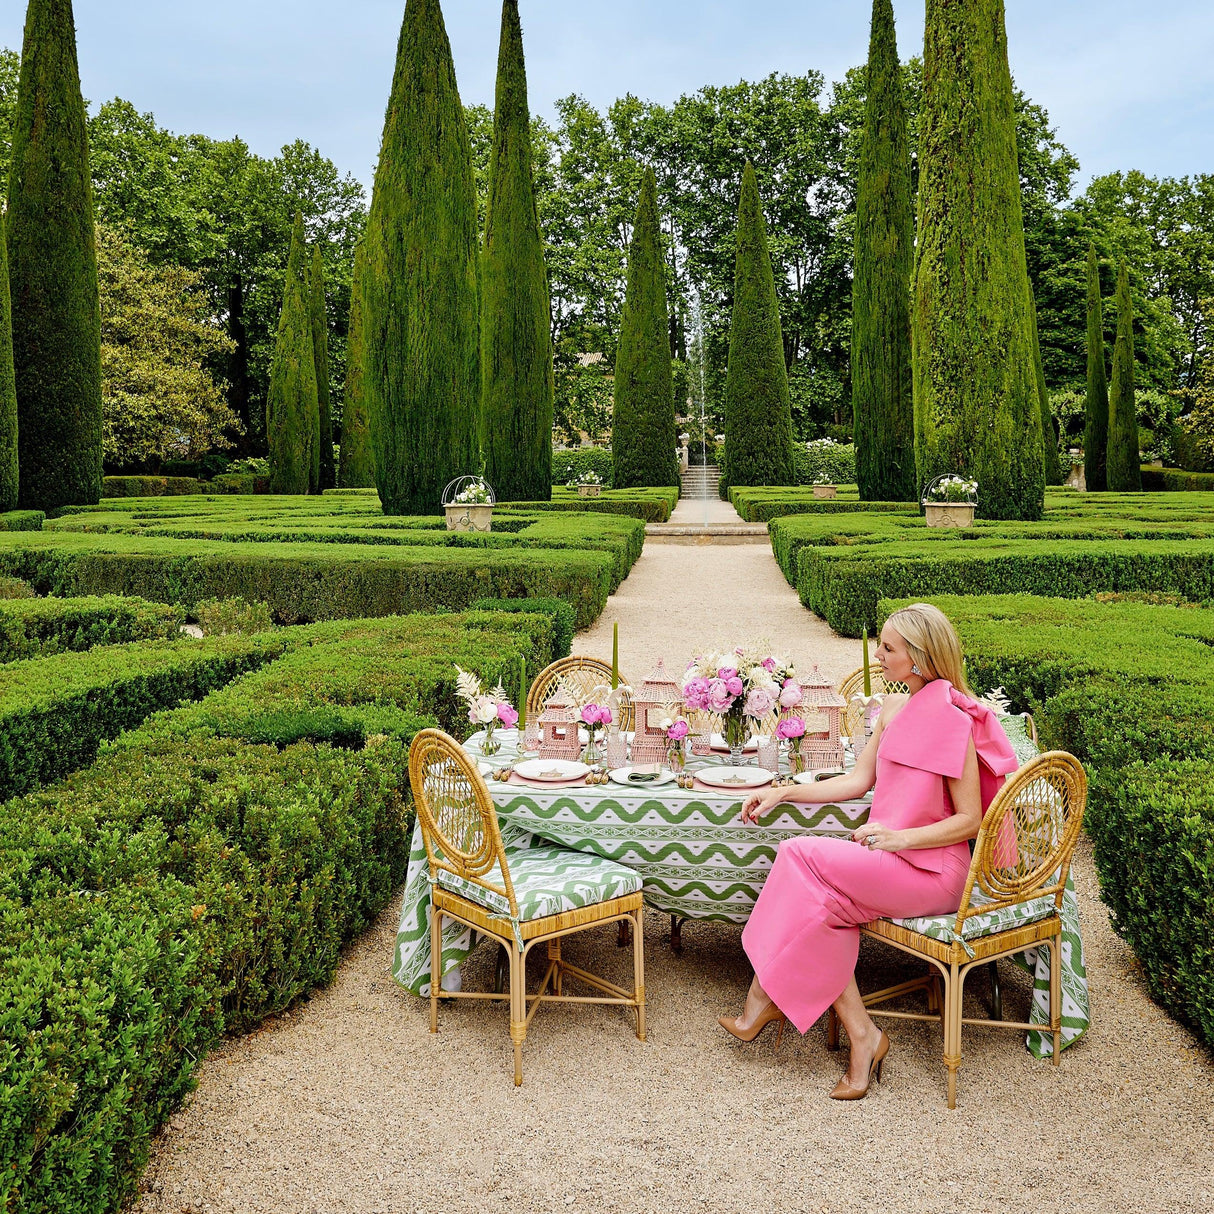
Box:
1;607;560;1213
0;594;183;661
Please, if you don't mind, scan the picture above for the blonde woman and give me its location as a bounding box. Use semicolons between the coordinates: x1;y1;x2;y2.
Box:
720;604;1018;1099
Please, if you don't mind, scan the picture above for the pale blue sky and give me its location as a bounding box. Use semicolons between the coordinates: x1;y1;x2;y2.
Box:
2;1;1211;192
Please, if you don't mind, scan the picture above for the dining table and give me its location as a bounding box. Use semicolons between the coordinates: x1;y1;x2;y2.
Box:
392;719;1089;1058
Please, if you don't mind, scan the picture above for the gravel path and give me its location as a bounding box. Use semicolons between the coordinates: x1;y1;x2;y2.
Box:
131;532;1214;1214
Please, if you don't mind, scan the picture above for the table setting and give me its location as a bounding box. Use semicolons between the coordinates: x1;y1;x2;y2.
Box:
392;644;1090;1057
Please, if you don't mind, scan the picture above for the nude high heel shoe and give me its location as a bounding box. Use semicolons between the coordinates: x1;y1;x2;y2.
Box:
718;1000;787;1049
829;1030;889;1100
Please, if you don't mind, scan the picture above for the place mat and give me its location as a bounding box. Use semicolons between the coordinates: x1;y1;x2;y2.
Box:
505;771;589;790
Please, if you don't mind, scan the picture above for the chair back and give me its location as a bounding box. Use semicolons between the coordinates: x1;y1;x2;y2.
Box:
408;728;518;917
955;751;1087;931
838;665;910;737
528;656;633;730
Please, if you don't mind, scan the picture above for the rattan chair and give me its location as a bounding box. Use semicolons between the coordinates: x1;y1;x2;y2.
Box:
409;728;646;1085
837;665;911;738
527;656;634;731
830;751;1087;1107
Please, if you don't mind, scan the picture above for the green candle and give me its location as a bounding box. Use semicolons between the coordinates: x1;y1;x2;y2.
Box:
862;628;871;697
518;655;527;729
612;622;619;690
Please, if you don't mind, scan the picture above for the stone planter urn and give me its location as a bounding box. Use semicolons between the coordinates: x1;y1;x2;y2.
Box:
577;484;602;498
924;503;976;528
445;504;493;532
812;485;837;500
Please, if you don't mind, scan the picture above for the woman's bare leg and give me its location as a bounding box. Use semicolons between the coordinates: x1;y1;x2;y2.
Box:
832;976;884;1085
735;973;775;1031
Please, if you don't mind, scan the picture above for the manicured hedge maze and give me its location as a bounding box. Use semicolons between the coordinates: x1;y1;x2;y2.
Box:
766;490;1214;635
888;593;1214;1052
0;492;657;629
0;604;566;1214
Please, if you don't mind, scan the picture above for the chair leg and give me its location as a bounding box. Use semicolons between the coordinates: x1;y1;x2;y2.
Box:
617;918;632;947
944;964;963;1110
548;938;562;996
825;1006;840;1050
987;960;1003;1021
1049;932;1062;1065
509;942;526;1086
429;903;441;1034
632;908;647;1042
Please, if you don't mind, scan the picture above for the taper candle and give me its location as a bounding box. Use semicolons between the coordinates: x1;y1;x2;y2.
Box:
612;622;619;689
862;628;871;697
518;655;527;729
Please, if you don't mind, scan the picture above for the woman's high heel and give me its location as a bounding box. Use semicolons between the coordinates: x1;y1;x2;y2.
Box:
717;1000;787;1049
829;1030;890;1100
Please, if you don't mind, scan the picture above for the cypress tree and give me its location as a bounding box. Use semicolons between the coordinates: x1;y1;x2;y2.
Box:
7;0;102;511
338;241;376;488
0;213;18;511
852;0;915;502
612;167;677;489
1083;244;1109;491
722;162;795;489
309;245;335;490
1030;286;1063;485
1107;257;1141;491
266;213;317;495
362;0;479;515
480;0;553;502
913;0;1044;520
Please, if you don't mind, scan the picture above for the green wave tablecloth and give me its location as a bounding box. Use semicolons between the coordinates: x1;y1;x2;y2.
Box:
392;726;1088;1056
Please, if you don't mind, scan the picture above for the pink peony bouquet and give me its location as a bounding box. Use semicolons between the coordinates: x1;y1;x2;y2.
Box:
681;648;800;754
455;665;517;755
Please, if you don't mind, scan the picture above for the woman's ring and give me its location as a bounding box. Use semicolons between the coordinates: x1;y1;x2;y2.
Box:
866;834;877;847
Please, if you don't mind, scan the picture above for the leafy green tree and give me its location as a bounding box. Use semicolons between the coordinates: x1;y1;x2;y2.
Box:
722;163;795;489
362;0;479;515
1083;244;1110;490
913;0;1044;520
7;0;102;511
309;244;334;490
1107;257;1142;491
338;241;374;488
266;213;316;494
97;224;237;465
480;0;553;502
612;168;677;488
1029;285;1063;484
0;211;17;508
851;0;914;501
0;47;19;199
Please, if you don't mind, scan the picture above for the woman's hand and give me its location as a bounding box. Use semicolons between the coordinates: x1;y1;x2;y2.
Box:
741;786;785;824
850;820;905;852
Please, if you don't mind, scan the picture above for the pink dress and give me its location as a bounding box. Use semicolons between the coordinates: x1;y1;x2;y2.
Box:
741;679;1019;1034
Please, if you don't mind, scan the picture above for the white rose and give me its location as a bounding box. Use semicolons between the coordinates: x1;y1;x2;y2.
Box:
475;696;498;724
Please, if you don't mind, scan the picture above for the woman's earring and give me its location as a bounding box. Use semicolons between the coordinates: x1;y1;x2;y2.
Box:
911;664;922;677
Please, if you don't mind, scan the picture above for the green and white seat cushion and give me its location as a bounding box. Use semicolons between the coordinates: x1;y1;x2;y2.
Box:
891;888;1057;954
435;846;642;924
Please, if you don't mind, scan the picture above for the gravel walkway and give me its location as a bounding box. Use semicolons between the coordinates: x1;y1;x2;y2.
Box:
131;531;1214;1214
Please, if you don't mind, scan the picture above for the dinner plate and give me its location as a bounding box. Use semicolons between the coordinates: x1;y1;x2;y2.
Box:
792;769;846;785
513;758;591;782
477;761;495;777
708;733;761;753
696;766;774;790
607;766;676;788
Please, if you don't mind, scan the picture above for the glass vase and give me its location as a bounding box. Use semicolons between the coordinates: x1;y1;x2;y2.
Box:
478;723;501;757
582;730;601;765
723;712;749;766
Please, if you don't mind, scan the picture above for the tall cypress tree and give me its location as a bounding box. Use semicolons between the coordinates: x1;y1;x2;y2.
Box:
913;0;1044;520
852;0;915;502
362;0;479;515
480;0;553;502
1107;257;1141;492
309;245;335;490
339;240;375;488
1030;285;1063;485
722;162;795;489
7;0;102;511
0;213;18;511
612;167;677;490
1083;244;1109;491
266;213;317;495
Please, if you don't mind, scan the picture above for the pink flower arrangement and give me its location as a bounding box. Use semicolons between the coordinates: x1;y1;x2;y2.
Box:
666;718;690;742
581;703;613;727
680;648;799;721
775;715;806;741
497;702;519;729
778;678;803;708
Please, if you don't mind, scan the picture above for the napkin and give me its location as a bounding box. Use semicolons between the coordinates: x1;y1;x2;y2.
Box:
627;764;663;784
